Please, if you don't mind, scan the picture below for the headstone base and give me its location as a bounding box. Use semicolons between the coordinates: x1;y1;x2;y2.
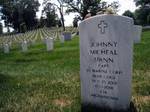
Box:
81;102;137;112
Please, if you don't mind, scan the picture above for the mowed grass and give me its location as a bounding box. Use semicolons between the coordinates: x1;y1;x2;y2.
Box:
0;37;80;112
0;31;150;112
133;30;150;112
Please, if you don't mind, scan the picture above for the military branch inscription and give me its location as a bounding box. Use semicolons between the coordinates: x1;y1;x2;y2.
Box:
88;41;122;101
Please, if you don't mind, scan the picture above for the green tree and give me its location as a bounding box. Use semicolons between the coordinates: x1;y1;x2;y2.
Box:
42;3;58;27
134;0;150;25
0;0;40;32
122;10;136;23
22;0;40;30
135;0;150;7
64;0;119;20
147;14;150;24
0;0;9;6
123;10;134;18
43;0;66;31
73;15;80;27
1;0;13;32
0;23;3;34
57;19;62;27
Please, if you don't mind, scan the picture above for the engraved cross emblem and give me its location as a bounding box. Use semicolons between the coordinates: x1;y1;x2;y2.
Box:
98;20;108;34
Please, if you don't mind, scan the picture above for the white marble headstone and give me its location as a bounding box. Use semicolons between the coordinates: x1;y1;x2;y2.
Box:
46;37;53;51
133;25;142;43
4;43;10;54
31;40;36;45
60;34;65;43
43;37;47;44
21;41;28;52
79;15;134;111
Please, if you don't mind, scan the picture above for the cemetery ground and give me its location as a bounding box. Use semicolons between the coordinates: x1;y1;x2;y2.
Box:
0;30;150;112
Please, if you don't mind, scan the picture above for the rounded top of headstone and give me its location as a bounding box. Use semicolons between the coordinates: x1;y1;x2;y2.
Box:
4;43;9;46
80;14;134;25
49;37;53;40
22;40;26;43
134;25;142;28
46;37;53;40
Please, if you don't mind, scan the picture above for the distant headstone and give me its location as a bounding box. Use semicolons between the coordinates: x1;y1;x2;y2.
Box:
72;33;77;37
46;37;53;51
62;32;72;41
79;15;135;111
21;40;28;52
133;25;142;43
60;34;65;43
143;26;150;30
8;42;12;47
31;40;36;45
43;37;47;44
4;43;10;54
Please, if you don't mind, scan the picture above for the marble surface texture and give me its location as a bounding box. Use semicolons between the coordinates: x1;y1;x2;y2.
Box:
79;15;134;111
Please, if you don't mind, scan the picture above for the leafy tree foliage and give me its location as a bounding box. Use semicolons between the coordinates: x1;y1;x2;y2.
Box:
57;19;62;27
147;14;150;24
1;0;13;32
43;0;66;31
0;0;40;32
0;23;3;34
73;15;80;27
64;0;119;20
135;0;150;7
122;10;136;23
42;3;58;28
134;0;150;25
0;0;10;6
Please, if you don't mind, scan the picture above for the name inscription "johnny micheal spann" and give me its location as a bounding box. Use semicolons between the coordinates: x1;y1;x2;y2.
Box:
89;41;118;64
89;41;118;55
90;41;117;48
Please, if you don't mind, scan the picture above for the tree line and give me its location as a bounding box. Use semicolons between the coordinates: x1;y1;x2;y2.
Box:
0;0;149;34
123;0;150;26
0;0;119;33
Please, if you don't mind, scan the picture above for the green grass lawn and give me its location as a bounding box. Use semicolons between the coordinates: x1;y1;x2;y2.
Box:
0;31;150;112
132;30;150;112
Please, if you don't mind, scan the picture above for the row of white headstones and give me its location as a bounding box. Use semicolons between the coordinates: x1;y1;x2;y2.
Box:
0;27;78;54
0;27;78;46
4;35;72;53
3;37;54;53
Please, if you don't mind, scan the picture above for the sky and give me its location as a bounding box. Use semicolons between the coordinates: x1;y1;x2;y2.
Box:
37;0;137;26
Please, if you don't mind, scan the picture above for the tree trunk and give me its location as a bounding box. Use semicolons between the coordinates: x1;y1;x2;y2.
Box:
7;26;10;33
59;8;65;31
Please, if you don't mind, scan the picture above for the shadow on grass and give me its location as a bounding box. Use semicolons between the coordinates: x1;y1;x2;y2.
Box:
15;58;38;63
0;73;15;109
81;102;137;112
24;50;45;55
0;73;12;84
